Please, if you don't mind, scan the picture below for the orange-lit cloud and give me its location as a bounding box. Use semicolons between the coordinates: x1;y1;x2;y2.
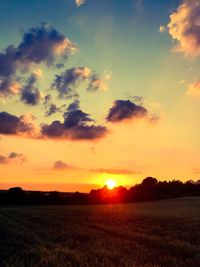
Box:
168;0;200;57
75;0;86;7
0;111;40;138
159;25;166;33
187;80;200;96
0;152;26;164
53;161;76;170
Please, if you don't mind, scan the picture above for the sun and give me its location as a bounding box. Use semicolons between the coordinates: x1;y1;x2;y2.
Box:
106;179;117;190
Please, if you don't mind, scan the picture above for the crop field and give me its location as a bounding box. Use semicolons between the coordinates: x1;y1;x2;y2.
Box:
0;198;199;267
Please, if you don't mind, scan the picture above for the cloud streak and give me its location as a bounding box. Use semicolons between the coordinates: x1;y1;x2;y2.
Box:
91;168;140;175
53;161;75;170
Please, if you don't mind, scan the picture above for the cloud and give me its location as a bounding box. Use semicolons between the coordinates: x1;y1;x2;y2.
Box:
52;67;91;98
67;99;80;112
45;104;61;117
43;94;63;117
187;80;200;96
33;68;43;78
159;25;166;33
75;0;86;7
106;100;148;123
41;100;108;140
53;160;75;170
17;23;77;65
0;24;77;98
8;152;26;164
0;111;39;138
91;168;140;175
168;0;200;57
0;45;18;78
0;152;26;164
0;104;107;141
87;73;109;92
0;155;9;164
52;67;109;98
0;79;21;97
44;94;52;105
21;73;42;105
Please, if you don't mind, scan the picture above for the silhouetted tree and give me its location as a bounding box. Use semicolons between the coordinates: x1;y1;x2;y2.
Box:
0;177;200;205
6;187;26;204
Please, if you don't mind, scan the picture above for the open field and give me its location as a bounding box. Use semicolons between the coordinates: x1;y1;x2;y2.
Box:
0;198;199;267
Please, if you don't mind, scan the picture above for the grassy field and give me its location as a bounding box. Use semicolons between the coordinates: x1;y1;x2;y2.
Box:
0;198;199;267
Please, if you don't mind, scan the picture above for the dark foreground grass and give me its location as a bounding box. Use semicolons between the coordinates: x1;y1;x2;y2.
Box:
0;198;199;267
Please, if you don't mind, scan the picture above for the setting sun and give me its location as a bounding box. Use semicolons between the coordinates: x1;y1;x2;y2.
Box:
106;179;117;190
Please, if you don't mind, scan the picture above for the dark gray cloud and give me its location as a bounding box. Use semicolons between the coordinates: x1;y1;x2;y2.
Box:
52;67;91;98
63;101;94;128
42;100;108;140
67;99;80;112
43;94;63;117
0;24;77;97
21;74;41;105
16;23;77;66
45;104;61;117
44;94;52;105
52;67;108;98
0;112;39;137
106;100;148;122
0;45;18;78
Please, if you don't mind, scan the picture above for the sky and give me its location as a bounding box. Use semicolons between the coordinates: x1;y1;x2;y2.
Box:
0;0;200;192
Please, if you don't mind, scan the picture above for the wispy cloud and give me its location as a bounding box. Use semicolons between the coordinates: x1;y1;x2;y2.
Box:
53;161;76;170
91;168;140;175
187;80;200;96
0;152;26;164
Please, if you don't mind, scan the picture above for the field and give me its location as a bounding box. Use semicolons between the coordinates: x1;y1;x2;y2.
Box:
0;198;199;267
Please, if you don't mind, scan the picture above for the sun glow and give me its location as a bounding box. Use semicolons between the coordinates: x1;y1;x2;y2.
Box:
106;179;117;190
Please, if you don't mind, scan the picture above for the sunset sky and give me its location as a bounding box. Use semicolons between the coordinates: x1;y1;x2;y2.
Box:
1;0;200;192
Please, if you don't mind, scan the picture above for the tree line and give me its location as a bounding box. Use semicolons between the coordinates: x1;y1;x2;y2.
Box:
0;177;200;205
